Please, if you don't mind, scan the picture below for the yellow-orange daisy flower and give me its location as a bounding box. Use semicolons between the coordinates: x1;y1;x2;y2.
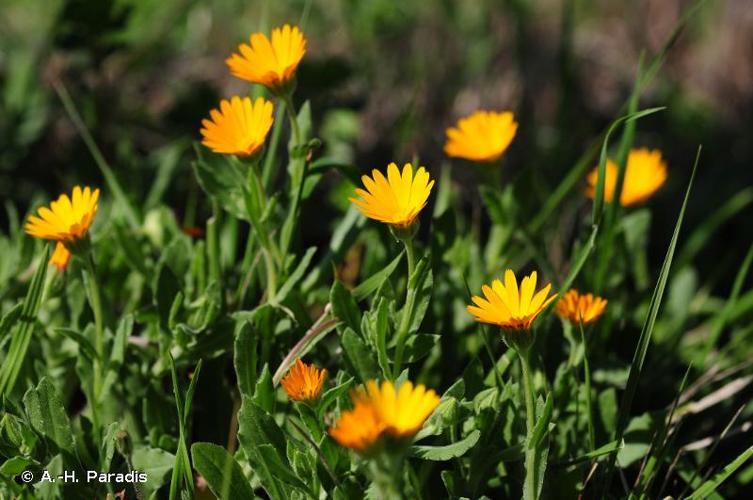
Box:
586;148;668;206
467;270;557;331
328;401;385;453
329;380;440;453
200;96;274;157
444;110;518;162
50;242;71;272
555;289;608;325
25;186;100;244
357;380;440;438
280;358;327;403
349;162;434;228
226;24;306;91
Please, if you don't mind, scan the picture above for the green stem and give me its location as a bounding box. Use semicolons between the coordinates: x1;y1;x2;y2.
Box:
519;348;538;500
206;202;222;287
392;237;417;377
282;93;301;147
404;237;416;282
579;323;595;452
83;253;104;433
244;163;279;298
278;93;307;265
482;327;505;397
371;454;404;500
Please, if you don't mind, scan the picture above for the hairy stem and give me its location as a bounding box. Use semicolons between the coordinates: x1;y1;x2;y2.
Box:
519;348;538;500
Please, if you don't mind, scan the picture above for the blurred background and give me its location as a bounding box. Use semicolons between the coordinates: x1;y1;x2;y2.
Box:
1;0;751;285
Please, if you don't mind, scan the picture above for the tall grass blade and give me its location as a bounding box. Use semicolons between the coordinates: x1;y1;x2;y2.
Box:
702;243;753;363
52;81;140;229
604;146;701;491
676;187;753;270
688;445;753;499
591;107;664;227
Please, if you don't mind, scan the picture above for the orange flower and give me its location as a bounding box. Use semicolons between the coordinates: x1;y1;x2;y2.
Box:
444;110;518;162
555;290;608;325
586;148;667;206
226;24;306;91
329;380;440;453
280;359;327;402
328;401;385;453
49;242;72;272
467;270;557;331
349;163;434;228
200;96;274;157
25;186;100;244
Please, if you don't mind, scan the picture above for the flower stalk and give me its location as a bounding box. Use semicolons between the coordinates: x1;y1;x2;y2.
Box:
392;231;417;377
578;322;595;452
518;346;538;500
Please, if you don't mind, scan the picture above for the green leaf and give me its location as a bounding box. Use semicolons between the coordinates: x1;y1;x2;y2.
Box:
0;247;49;397
238;399;287;458
371;298;391;377
554;440;624;467
131;446;176;497
688;445;753;499
411;430;480;461
191;442;254;500
330;281;362;334
703;242;753;361
22;377;74;453
55;327;97;362
0;456;34;476
340;328;379;381
316;376;353;420
253;365;275;413
0;302;22;339
404;257;433;335
529;393;553;450
234;321;257;398
255;443;313;494
237;400;299;499
352;250;404;300
400;333;440;363
275;246;317;303
193;144;248;220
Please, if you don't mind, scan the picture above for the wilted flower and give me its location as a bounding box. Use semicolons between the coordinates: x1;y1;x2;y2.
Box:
25;186;100;246
226;24;306;92
349;162;434;228
49;242;71;272
555;289;608;325
200;96;274;157
329;380;439;453
280;358;327;403
467;270;557;331
444;110;518;162
586;148;667;206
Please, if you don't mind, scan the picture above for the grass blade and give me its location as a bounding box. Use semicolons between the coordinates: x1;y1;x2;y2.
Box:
52;81;140;229
591;107;664;227
676;187;753;270
603;146;701;491
702;243;753;362
688;445;753;499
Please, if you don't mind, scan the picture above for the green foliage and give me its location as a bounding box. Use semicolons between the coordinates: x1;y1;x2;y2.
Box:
0;0;750;498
